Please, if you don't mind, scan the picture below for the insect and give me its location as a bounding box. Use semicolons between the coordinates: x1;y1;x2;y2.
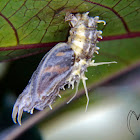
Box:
12;12;117;125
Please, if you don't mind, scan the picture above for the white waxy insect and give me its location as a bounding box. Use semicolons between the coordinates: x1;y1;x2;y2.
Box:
12;12;117;125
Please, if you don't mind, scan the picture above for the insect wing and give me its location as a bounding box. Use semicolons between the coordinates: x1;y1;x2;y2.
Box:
12;43;75;124
31;43;75;110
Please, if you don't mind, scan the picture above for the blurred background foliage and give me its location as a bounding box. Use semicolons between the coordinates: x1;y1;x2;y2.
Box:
0;0;140;140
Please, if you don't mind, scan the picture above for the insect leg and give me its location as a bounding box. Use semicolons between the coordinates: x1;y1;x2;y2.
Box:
89;60;117;66
30;108;34;114
49;104;53;110
67;80;80;104
58;94;61;98
82;76;89;112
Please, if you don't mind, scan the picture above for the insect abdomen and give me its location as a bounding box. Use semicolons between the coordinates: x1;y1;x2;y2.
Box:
66;12;103;60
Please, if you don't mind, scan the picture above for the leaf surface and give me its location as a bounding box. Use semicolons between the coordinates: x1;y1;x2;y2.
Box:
0;0;140;61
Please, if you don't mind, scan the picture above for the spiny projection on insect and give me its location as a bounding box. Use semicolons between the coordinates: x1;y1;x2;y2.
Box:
12;12;117;125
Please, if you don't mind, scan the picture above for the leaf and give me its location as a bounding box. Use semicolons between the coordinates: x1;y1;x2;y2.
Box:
0;0;140;139
0;0;140;61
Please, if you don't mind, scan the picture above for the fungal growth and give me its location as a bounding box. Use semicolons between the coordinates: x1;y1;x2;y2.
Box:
12;12;117;125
